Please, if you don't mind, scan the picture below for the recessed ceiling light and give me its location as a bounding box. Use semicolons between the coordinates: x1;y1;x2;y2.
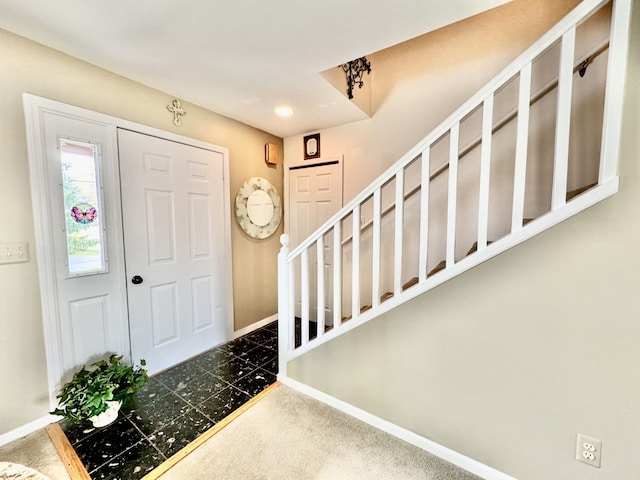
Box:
275;107;293;117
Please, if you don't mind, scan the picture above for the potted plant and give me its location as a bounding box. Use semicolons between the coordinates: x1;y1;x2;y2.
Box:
51;354;148;427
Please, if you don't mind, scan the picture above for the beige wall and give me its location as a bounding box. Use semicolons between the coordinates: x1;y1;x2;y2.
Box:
0;29;282;435
288;1;640;479
284;0;584;202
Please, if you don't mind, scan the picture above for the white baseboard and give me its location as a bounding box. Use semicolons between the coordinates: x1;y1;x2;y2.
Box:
278;375;518;480
0;415;58;448
233;314;277;339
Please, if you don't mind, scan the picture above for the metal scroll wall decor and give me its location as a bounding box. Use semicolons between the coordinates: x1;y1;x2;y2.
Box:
341;56;372;99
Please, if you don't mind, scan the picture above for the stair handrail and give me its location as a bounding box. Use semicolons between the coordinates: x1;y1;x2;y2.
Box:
340;38;611;247
279;0;630;370
455;39;610;162
288;0;613;260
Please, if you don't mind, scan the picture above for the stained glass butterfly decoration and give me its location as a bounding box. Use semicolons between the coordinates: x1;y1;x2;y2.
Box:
70;203;98;224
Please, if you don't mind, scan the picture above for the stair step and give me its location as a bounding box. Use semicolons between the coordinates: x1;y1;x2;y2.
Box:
403;277;419;290
466;240;495;256
480;184;595;233
347;198;590;311
428;240;495;278
337;190;585;315
341;304;372;322
508;183;595;233
566;182;597;201
427;260;446;277
380;291;394;302
379;277;420;303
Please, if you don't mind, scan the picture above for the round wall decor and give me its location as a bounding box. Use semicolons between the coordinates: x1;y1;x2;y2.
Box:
235;177;282;239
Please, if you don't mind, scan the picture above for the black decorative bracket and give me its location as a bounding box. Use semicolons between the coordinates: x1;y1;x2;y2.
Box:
341;57;372;99
578;57;593;77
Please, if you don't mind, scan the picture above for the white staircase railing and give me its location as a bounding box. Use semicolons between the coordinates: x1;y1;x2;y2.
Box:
278;0;631;376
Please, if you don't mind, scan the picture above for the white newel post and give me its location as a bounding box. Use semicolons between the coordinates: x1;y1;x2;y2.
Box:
277;234;290;378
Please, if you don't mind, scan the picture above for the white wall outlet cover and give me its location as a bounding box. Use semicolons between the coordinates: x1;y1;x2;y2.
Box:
0;242;30;265
576;433;602;468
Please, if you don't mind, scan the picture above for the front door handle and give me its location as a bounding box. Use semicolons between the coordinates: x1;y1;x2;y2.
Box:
131;275;144;285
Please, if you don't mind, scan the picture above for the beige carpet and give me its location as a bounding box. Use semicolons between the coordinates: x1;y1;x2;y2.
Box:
0;430;69;480
0;462;51;480
158;385;481;480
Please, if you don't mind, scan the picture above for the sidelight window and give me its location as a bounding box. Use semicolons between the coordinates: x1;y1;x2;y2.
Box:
60;138;107;275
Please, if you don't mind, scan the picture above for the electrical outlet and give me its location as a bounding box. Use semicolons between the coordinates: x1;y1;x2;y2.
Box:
576;434;602;468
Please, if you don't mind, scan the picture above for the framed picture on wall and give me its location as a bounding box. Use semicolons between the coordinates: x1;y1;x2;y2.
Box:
303;133;320;160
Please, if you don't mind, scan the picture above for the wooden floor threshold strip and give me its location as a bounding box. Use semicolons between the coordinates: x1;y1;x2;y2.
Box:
142;381;281;479
46;381;281;480
46;422;91;480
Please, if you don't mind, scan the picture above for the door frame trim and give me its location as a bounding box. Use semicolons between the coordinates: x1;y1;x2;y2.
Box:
23;94;234;409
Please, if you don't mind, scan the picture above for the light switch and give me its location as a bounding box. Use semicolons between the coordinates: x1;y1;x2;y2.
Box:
0;242;30;265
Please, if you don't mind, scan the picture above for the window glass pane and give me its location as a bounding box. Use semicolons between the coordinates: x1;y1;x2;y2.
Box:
60;139;107;275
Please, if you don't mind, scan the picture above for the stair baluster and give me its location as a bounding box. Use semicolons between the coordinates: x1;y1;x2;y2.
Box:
278;0;630;369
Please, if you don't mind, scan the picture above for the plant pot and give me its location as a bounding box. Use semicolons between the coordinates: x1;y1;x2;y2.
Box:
89;400;122;428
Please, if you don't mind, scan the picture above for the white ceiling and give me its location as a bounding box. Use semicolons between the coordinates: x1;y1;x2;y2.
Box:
0;0;511;138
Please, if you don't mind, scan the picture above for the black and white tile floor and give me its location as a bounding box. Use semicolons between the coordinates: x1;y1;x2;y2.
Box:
60;321;278;479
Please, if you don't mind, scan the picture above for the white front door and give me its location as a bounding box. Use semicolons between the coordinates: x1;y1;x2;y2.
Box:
39;111;129;381
118;129;230;375
288;161;342;326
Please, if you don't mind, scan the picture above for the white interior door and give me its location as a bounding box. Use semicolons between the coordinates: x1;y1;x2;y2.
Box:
289;161;342;326
118;129;230;375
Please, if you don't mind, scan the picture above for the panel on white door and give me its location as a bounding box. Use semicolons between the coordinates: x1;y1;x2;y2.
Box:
295;202;311;244
192;275;214;331
119;129;229;374
187;160;210;180
189;194;211;259
317;201;334;227
296;176;310;194
150;283;179;346
317;173;333;192
146;190;176;264
69;295;109;366
144;152;172;175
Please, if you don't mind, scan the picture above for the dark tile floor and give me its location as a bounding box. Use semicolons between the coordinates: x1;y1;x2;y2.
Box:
60;321;278;479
